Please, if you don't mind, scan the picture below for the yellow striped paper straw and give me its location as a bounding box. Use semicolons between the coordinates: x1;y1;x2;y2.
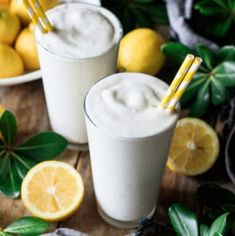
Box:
29;0;53;32
23;0;46;33
159;54;195;109
167;57;203;112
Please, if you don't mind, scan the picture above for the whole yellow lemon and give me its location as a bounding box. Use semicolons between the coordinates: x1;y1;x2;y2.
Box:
0;9;21;45
0;0;10;10
118;28;166;75
0;43;24;78
10;0;59;25
15;25;39;71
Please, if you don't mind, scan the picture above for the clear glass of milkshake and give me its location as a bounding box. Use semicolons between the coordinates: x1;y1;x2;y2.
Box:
84;72;178;228
35;2;122;148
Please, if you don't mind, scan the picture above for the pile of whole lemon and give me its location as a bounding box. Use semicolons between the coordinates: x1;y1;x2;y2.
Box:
0;0;58;78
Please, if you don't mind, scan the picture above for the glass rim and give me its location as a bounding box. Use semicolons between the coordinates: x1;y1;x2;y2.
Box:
35;1;123;61
83;72;180;141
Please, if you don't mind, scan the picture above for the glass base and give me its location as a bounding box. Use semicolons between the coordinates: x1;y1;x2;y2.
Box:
67;142;88;151
97;205;156;229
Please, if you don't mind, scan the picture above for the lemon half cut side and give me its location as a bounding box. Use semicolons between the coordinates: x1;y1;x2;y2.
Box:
21;161;84;222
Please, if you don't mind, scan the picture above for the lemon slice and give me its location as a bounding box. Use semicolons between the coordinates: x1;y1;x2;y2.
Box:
167;118;219;176
21;161;84;222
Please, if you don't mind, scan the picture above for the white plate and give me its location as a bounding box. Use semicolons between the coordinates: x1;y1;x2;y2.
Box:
0;70;41;87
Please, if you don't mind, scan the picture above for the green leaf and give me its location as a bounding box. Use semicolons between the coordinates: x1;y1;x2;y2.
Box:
212;62;235;87
211;77;229;105
190;80;210;117
4;216;49;235
168;203;199;236
209;213;229;236
214;18;232;38
219;46;235;61
180;75;206;106
213;233;223;236
0;159;21;198
0;153;10;183
12;152;37;179
161;43;194;64
196;45;216;69
1;232;12;236
194;1;226;16
0;111;17;146
15;132;67;162
200;224;210;236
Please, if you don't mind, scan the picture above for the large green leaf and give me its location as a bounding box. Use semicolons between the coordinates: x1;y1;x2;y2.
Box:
195;3;224;16
196;45;216;69
4;217;49;236
209;213;229;236
0;153;10;183
0;111;17;146
168;204;199;236
15;132;67;162
0;159;21;198
12;153;37;179
180;75;206;106
190;80;210;117
213;62;235;87
161;43;194;64
200;224;209;236
194;1;226;16
219;46;235;61
214;17;232;38
211;77;229;105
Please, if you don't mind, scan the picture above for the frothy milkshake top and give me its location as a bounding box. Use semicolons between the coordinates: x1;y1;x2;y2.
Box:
36;3;121;58
85;73;178;139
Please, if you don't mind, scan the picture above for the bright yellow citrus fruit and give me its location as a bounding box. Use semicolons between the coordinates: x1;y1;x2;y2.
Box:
15;26;40;71
117;28;165;75
21;161;84;222
0;0;10;10
0;9;21;45
0;43;24;78
10;0;59;25
167;118;219;176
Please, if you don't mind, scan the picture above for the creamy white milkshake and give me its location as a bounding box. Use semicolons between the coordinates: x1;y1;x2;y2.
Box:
35;3;122;145
85;73;178;228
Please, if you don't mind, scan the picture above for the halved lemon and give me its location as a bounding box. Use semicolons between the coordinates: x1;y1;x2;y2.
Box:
167;118;219;176
21;161;84;222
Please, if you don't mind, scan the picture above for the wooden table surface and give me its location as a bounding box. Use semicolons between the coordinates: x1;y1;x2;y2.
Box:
0;80;232;236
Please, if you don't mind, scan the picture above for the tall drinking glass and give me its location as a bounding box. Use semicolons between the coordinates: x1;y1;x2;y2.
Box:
35;2;123;147
84;72;178;228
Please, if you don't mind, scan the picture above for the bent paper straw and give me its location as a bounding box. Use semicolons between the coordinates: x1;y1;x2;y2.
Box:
167;57;202;112
159;54;195;109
